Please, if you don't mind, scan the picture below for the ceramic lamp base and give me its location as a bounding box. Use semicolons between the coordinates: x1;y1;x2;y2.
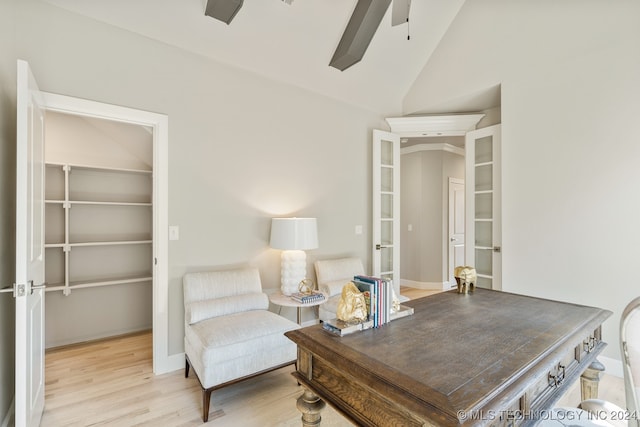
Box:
280;250;307;296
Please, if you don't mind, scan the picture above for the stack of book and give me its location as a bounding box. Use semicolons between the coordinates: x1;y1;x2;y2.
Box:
352;276;414;326
352;275;392;328
289;291;325;304
321;275;415;336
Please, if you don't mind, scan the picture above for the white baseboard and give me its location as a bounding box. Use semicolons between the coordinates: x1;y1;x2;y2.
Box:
600;355;623;378
1;397;14;427
45;325;152;350
400;279;453;291
155;352;185;375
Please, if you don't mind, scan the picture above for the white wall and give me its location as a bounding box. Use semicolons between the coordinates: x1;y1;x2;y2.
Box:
9;0;385;356
405;0;640;361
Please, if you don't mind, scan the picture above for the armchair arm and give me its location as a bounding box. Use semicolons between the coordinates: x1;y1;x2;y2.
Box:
320;279;351;298
579;399;627;427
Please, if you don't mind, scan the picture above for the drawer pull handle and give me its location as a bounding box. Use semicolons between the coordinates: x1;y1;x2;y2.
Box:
583;336;597;353
548;364;566;388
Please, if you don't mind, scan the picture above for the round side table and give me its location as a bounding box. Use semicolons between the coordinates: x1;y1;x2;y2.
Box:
269;292;327;325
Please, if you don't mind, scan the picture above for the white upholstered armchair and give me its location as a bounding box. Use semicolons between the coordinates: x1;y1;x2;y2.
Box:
314;257;364;322
183;267;300;422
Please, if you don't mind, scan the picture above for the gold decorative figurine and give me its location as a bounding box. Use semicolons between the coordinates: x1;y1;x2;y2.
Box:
336;281;368;323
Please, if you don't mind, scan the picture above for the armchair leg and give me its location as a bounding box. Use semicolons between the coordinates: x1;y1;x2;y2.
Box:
203;388;213;422
185;358;190;378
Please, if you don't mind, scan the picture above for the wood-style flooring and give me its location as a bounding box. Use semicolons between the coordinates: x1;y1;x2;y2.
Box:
41;287;625;426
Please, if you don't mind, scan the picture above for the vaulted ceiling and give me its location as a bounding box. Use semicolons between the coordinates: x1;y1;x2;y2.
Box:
42;0;466;115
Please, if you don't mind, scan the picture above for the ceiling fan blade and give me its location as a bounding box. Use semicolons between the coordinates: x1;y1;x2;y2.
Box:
391;0;411;26
329;0;392;71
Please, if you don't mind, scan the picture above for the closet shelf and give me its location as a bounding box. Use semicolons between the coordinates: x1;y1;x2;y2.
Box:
46;200;152;207
45;240;152;249
45;160;153;296
45;276;152;294
46;162;152;175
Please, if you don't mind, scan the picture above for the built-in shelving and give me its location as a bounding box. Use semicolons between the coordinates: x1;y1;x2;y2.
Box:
45;162;152;296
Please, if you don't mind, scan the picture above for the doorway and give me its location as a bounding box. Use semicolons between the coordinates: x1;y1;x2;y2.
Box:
40;92;171;374
386;114;488;290
448;177;465;288
43;111;153;349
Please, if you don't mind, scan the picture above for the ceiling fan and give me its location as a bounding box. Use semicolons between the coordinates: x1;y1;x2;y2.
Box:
204;0;411;71
330;0;411;71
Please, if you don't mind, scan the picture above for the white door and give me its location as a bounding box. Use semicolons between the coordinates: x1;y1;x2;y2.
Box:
372;130;401;296
448;178;465;288
15;60;46;427
465;124;502;290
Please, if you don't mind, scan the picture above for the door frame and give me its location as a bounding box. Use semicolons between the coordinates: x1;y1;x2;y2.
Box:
40;93;176;374
447;177;465;288
386;114;485;289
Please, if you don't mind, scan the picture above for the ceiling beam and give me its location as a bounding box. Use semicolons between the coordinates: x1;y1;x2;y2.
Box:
329;0;392;72
205;0;244;25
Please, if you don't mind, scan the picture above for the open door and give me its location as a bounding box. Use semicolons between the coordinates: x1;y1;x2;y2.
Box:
372;130;401;297
15;59;46;427
465;124;502;290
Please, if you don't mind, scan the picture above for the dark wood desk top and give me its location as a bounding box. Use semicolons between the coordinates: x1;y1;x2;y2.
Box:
286;289;612;426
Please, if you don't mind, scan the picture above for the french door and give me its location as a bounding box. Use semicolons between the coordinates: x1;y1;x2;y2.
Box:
465;124;502;290
372;130;400;296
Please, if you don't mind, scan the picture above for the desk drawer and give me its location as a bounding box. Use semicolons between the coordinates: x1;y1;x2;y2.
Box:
527;345;578;411
577;326;603;363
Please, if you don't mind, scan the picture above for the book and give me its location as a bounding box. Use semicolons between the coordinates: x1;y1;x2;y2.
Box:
289;291;325;304
352;277;376;325
322;318;374;336
352;276;396;328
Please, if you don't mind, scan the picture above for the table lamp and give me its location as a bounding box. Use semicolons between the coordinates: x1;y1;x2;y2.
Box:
270;217;318;296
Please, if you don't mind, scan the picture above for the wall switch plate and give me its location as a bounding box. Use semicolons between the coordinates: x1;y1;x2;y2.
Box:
169;226;179;241
355;225;363;235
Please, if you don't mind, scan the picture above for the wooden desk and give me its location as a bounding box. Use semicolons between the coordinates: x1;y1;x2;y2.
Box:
285;289;612;426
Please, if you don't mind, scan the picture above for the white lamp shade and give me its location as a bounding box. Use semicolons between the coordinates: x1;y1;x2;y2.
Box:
270;218;318;250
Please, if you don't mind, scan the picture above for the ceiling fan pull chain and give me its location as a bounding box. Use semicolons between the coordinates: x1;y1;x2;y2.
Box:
407;17;410;41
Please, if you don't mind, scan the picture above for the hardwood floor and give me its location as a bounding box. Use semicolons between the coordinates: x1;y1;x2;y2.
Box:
399;285;443;300
42;331;350;427
41;288;625;426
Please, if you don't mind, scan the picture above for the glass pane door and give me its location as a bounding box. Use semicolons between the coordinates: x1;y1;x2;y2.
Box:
372;130;400;296
465;125;501;290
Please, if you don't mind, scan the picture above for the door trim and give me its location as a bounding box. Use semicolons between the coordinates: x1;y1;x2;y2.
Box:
40;93;176;374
